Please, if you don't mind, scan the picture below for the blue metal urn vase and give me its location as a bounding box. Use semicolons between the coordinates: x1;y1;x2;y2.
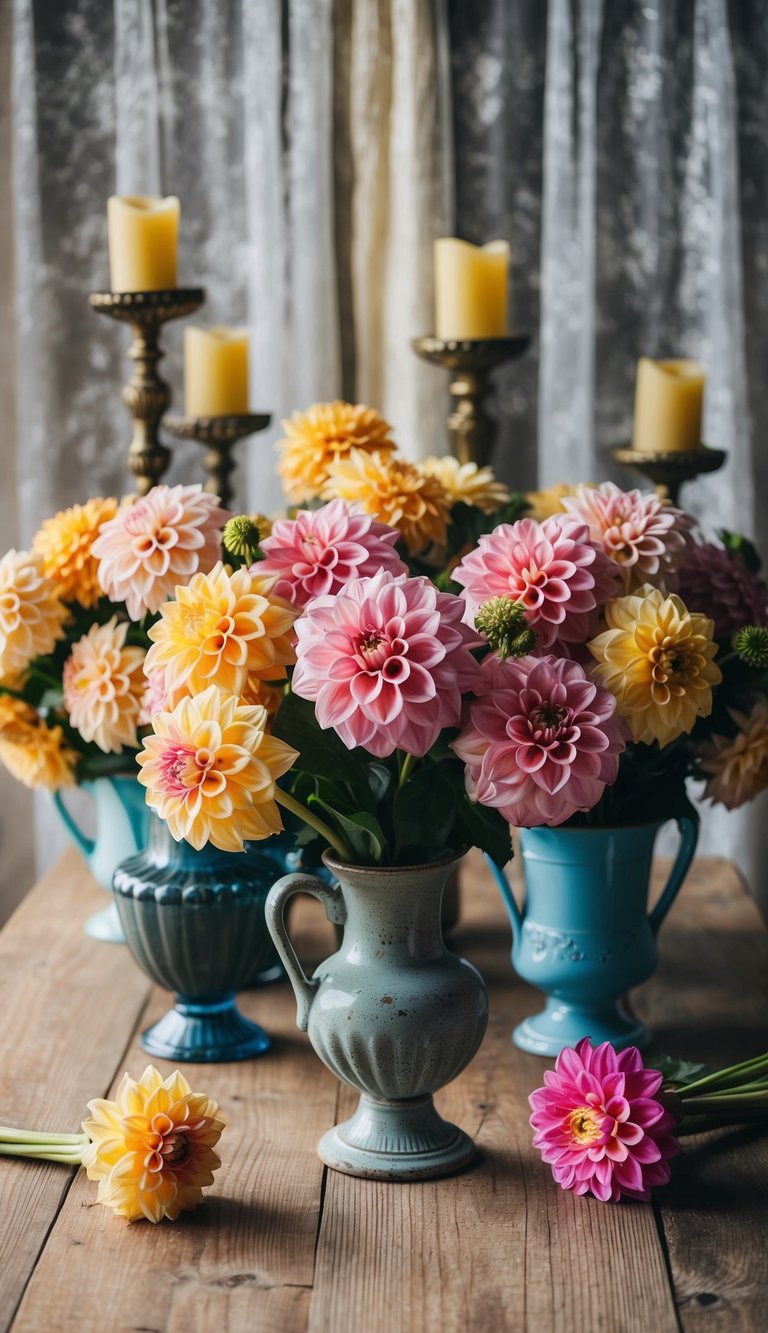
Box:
113;815;286;1062
488;818;698;1056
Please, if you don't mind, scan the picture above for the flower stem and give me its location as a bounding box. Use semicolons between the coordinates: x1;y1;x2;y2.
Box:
0;1142;85;1164
676;1052;768;1097
398;752;415;788
274;788;351;862
0;1127;87;1146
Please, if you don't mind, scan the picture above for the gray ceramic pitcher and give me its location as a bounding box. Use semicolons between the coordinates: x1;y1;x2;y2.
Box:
266;851;488;1181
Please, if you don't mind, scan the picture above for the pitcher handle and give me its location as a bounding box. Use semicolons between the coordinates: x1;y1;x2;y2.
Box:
265;873;347;1031
51;788;95;861
648;815;699;937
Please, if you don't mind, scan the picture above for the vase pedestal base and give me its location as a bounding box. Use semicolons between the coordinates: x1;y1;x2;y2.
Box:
513;999;650;1057
85;901;125;945
141;997;271;1063
318;1094;477;1181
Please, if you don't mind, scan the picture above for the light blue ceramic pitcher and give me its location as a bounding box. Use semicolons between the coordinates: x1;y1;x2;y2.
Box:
488;817;698;1056
52;774;149;943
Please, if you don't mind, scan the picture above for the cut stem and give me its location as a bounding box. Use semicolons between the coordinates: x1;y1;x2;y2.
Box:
274;788;351;862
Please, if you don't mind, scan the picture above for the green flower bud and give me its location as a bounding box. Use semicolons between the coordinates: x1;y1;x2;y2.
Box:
475;595;537;659
222;515;262;567
732;625;768;670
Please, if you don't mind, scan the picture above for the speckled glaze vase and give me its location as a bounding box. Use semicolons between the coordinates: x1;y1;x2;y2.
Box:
266;852;488;1181
488;818;698;1057
52;775;150;943
114;816;286;1062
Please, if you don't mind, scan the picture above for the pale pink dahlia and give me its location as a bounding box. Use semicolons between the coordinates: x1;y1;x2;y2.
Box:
529;1038;681;1202
453;517;618;650
678;541;768;638
291;569;481;757
452;654;625;827
561;482;691;592
257;498;407;608
92;484;228;621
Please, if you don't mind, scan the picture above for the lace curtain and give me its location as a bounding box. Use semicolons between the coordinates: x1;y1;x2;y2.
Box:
7;0;768;898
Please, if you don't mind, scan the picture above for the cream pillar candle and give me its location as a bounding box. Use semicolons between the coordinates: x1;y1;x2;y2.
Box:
434;239;510;340
632;358;706;453
184;326;250;417
107;196;180;291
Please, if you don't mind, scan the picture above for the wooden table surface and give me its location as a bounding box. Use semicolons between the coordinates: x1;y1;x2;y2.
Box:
0;848;766;1333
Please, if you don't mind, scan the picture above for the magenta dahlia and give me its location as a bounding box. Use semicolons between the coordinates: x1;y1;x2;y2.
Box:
452;654;625;827
257;498;406;608
291;569;481;757
453;516;618;650
561;481;691;592
529;1038;681;1202
678;541;768;638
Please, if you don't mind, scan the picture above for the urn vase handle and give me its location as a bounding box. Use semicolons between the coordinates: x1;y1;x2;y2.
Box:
265;873;347;1031
647;815;698;936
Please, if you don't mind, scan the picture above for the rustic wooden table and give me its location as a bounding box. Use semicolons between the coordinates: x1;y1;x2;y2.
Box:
0;848;766;1333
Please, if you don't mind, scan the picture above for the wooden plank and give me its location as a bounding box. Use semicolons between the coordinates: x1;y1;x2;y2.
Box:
309;851;679;1333
11;900;341;1333
633;857;768;1332
0;849;151;1330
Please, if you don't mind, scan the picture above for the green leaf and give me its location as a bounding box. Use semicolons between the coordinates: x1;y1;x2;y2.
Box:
272;692;370;788
653;1055;710;1087
311;798;386;865
367;763;392;805
392;767;456;860
454;793;513;868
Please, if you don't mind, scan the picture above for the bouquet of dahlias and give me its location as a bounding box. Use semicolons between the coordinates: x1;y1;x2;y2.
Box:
0;485;228;792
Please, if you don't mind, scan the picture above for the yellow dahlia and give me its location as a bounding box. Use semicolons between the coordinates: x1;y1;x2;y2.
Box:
420;456;511;514
588;584;721;747
698;702;768;810
62;617;146;754
0;696;77;790
137;684;298;852
32;497;118;607
525;483;579;521
0;549;68;679
145;563;296;708
81;1065;224;1223
277;401;396;503
323;449;451;555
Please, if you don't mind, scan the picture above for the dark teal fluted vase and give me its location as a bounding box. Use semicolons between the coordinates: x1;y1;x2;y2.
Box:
114;815;286;1062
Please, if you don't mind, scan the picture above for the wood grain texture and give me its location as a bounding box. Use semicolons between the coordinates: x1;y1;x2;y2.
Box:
11;902;341;1333
633;857;768;1333
0;849;151;1330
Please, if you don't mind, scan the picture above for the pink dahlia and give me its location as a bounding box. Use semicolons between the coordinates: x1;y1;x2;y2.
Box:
561;482;691;592
452;654;625;827
678;541;768;638
529;1038;681;1202
291;569;481;757
453;517;618;649
257;498;407;608
92;484;228;621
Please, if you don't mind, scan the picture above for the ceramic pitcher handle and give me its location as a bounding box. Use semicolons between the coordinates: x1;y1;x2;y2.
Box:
265;873;346;1031
648;815;699;936
51;788;95;859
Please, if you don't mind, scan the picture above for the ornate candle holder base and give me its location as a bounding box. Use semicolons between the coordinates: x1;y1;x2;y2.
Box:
90;288;204;493
612;444;727;507
164;414;272;508
412;335;531;467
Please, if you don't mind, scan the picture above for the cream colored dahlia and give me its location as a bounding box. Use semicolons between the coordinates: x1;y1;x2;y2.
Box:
420;456;510;514
322;449;451;555
698;702;768;810
144;563;296;709
32;497;118;607
81;1065;224;1223
277;401;396;504
0;549;68;679
0;696;77;790
525;483;579;521
588;585;721;747
92;483;228;621
63;617;146;753
137;685;298;852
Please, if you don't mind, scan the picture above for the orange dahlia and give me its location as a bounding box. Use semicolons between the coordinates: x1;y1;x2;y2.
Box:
421;456;510;514
32;497;118;607
0;696;77;790
277;401;396;503
322;449;451;555
0;550;68;680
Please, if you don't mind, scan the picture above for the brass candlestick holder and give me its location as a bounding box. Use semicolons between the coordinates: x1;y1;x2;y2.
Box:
611;444;727;507
90;288;205;494
412;335;531;467
164;414;272;508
